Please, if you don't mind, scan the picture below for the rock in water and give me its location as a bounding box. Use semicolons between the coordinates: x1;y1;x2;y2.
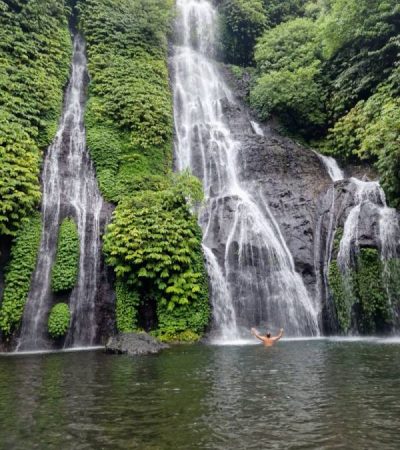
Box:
105;333;169;356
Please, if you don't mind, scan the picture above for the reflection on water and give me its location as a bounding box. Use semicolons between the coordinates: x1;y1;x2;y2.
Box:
1;342;400;449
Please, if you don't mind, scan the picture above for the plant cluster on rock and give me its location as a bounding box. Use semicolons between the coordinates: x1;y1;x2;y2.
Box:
0;214;42;335
48;303;71;338
51;218;80;293
328;246;394;334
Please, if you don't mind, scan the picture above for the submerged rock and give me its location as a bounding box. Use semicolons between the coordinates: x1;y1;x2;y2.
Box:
105;332;169;356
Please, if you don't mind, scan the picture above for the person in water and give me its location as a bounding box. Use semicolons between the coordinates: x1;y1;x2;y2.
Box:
251;327;284;346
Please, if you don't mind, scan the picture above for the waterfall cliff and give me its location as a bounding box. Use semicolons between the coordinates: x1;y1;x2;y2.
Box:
172;0;321;339
17;35;109;351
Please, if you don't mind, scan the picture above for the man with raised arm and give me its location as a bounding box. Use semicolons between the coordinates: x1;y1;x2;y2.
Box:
251;327;284;346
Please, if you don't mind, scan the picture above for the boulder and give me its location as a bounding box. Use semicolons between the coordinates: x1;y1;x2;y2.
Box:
105;332;169;356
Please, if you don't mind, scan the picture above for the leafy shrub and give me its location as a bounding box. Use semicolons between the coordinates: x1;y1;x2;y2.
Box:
324;70;400;205
353;248;391;333
0;0;72;235
51;218;80;293
262;0;308;26
115;280;140;332
329;248;392;333
0;214;42;335
0;113;41;236
103;173;210;338
328;261;352;333
80;0;173;203
48;303;71;338
155;250;209;341
77;0;172;59
319;0;399;59
251;18;325;132
89;54;173;151
219;0;267;66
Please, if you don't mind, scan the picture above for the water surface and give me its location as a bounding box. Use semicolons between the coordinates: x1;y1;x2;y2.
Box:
1;341;399;449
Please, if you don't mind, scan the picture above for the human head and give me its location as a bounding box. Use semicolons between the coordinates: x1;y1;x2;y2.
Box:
266;332;271;338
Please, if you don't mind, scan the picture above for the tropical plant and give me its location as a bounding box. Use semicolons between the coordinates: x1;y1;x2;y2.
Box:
0;214;42;335
51;218;80;293
0;0;71;235
48;303;71;338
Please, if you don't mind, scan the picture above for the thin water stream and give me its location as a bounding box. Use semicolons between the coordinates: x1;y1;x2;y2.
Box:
17;35;104;351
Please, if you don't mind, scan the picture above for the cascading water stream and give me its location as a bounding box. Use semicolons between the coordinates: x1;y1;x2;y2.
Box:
173;0;320;339
17;35;104;351
317;153;400;327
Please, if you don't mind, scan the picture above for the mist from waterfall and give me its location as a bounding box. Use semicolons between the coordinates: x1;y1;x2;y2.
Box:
172;0;320;339
17;35;104;351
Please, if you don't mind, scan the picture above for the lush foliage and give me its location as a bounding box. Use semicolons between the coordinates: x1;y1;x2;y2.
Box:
0;0;72;235
51;218;80;293
218;0;309;66
329;247;392;333
0;114;41;236
0;214;41;335
48;303;71;338
328;261;352;333
251;18;325;134
326;70;400;205
79;0;173;204
353;248;391;333
104;173;210;339
219;0;266;66
114;280;140;333
221;0;400;203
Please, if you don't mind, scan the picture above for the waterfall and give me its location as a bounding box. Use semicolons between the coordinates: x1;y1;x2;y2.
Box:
315;150;400;330
17;35;104;351
173;0;320;339
338;178;387;271
317;154;344;182
250;121;264;137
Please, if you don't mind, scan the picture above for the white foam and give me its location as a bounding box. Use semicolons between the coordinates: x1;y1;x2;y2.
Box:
0;346;104;357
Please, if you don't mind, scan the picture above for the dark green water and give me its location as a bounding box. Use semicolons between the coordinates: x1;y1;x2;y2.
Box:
1;340;400;450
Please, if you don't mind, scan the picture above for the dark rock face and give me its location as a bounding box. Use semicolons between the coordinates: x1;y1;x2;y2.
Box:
212;64;332;303
106;332;169;356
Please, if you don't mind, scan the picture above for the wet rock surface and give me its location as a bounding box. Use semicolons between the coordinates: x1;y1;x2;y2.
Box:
106;332;169;356
211;64;332;298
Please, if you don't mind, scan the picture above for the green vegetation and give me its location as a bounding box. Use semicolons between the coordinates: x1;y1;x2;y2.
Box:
220;0;400;204
329;247;392;333
48;303;71;338
0;214;41;335
51;218;80;293
79;0;173;203
328;261;352;333
114;280;140;333
219;0;266;66
251;17;325;135
80;0;210;340
326;70;400;206
219;0;309;66
0;0;72;236
104;173;209;340
353;249;391;333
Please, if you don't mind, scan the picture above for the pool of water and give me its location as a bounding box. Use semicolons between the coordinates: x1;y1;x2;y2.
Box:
1;340;399;449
